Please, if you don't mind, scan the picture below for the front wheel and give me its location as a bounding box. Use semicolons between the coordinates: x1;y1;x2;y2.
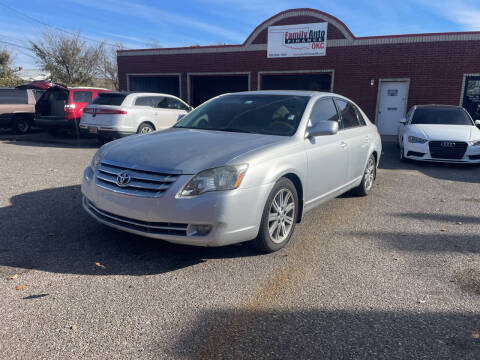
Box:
352;154;376;196
253;178;298;253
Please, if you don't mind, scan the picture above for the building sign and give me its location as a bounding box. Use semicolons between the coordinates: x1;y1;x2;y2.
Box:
267;22;328;58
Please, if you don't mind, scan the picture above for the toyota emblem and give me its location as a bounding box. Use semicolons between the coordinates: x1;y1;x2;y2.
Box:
116;171;131;187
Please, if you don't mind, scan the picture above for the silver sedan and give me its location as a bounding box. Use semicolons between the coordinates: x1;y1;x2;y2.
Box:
82;91;382;252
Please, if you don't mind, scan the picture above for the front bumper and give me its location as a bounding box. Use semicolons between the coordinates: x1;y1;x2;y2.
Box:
404;141;480;163
81;166;272;246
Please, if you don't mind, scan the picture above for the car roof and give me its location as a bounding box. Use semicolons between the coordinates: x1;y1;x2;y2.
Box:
70;87;110;91
232;90;333;97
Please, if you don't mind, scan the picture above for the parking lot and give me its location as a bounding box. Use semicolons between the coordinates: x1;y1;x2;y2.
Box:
1;130;479;359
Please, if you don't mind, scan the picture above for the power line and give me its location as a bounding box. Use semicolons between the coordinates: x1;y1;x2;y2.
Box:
0;39;31;51
0;2;127;49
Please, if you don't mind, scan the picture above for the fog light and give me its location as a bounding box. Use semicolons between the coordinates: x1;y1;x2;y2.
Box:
187;224;212;236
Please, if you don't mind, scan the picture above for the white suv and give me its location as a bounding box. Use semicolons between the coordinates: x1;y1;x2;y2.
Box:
80;92;192;141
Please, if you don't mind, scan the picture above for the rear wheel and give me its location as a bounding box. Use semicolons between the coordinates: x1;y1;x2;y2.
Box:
253;178;298;253
137;123;154;134
399;140;406;161
13;117;31;134
352;154;376;196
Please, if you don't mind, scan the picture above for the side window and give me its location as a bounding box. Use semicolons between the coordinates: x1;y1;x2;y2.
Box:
0;89;28;104
354;106;367;126
73;91;92;103
310;98;339;127
168;98;190;110
135;97;153;107
335;99;360;129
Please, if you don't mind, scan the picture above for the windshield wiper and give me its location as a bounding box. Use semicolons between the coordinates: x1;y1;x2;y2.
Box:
215;128;255;134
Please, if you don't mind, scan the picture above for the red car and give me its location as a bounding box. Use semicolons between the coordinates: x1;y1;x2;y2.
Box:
34;86;110;135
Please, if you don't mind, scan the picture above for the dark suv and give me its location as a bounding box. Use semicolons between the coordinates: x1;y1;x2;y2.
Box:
0;88;36;134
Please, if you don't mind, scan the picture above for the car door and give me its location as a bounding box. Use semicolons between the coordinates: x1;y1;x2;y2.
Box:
154;97;190;128
305;97;349;203
335;99;370;182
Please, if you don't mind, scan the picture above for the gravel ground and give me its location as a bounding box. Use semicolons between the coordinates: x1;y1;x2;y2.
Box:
0;130;479;359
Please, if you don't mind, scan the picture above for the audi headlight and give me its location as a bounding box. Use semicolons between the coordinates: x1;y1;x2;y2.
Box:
469;140;480;146
180;164;248;197
91;148;105;170
408;136;428;144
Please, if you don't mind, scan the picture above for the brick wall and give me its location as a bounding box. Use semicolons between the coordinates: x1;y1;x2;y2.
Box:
117;13;480;122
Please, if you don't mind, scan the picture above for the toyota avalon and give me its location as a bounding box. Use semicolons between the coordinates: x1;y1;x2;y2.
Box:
82;91;382;252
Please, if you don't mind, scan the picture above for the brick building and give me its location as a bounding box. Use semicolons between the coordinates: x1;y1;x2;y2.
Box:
117;8;480;135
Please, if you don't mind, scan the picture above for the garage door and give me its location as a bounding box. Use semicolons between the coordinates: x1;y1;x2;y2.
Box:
261;73;332;92
191;75;249;107
129;76;180;97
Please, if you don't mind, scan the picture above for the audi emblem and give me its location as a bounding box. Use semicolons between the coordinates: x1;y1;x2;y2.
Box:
116;171;132;187
441;142;456;148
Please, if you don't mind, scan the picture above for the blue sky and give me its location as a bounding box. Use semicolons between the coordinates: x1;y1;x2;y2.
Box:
1;0;480;69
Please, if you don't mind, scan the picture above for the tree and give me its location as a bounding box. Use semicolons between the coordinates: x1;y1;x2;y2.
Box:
97;43;124;90
30;30;104;86
0;48;22;87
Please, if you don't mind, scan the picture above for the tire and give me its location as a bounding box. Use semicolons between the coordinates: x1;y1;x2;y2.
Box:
12;117;31;134
399;140;407;162
253;178;298;253
352;154;376;196
137;123;154;135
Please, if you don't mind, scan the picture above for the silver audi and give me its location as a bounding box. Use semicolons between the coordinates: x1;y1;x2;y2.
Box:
82;91;382;252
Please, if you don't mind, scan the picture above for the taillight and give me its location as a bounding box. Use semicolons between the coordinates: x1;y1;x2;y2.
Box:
96;109;127;115
83;108;127;115
64;104;76;112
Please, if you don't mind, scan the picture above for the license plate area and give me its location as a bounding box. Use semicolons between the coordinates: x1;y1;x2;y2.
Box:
89;126;98;134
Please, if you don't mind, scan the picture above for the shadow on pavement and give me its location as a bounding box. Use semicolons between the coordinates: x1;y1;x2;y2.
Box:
379;142;480;184
0;185;260;276
0;128;99;149
169;309;480;359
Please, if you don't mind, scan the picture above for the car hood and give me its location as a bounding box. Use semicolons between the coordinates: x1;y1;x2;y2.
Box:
102;128;286;174
409;124;478;141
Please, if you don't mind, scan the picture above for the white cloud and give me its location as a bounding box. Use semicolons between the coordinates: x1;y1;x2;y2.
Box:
66;0;244;42
418;0;480;30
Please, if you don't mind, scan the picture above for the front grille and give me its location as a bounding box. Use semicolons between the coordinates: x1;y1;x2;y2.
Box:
95;161;178;197
428;141;468;160
84;198;188;236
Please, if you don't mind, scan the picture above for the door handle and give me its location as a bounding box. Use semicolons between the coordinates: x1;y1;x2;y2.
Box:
364;136;369;142
340;141;347;148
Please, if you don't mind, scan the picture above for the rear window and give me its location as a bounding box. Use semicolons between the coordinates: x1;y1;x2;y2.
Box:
411;107;473;125
93;93;127;106
0;89;28;104
73;91;92;103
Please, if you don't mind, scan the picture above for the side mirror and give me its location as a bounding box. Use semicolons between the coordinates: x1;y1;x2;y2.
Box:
306;121;338;138
399;118;407;124
188;106;193;112
475;120;480;126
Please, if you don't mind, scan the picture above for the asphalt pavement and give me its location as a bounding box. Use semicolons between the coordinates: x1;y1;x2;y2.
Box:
0;130;479;359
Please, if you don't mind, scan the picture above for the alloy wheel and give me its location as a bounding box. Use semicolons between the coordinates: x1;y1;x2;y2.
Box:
140;126;153;134
364;157;375;191
268;188;295;244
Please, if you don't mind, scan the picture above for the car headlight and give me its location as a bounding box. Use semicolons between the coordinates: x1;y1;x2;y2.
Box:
408;136;428;144
180;164;248;197
91;148;105;170
469;140;480;146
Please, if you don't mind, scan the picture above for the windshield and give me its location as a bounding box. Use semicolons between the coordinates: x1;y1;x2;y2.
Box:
93;93;127;106
411;107;473;126
174;94;310;136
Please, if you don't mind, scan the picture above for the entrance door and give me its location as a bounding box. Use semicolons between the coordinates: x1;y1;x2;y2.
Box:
377;81;409;135
462;75;480;120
